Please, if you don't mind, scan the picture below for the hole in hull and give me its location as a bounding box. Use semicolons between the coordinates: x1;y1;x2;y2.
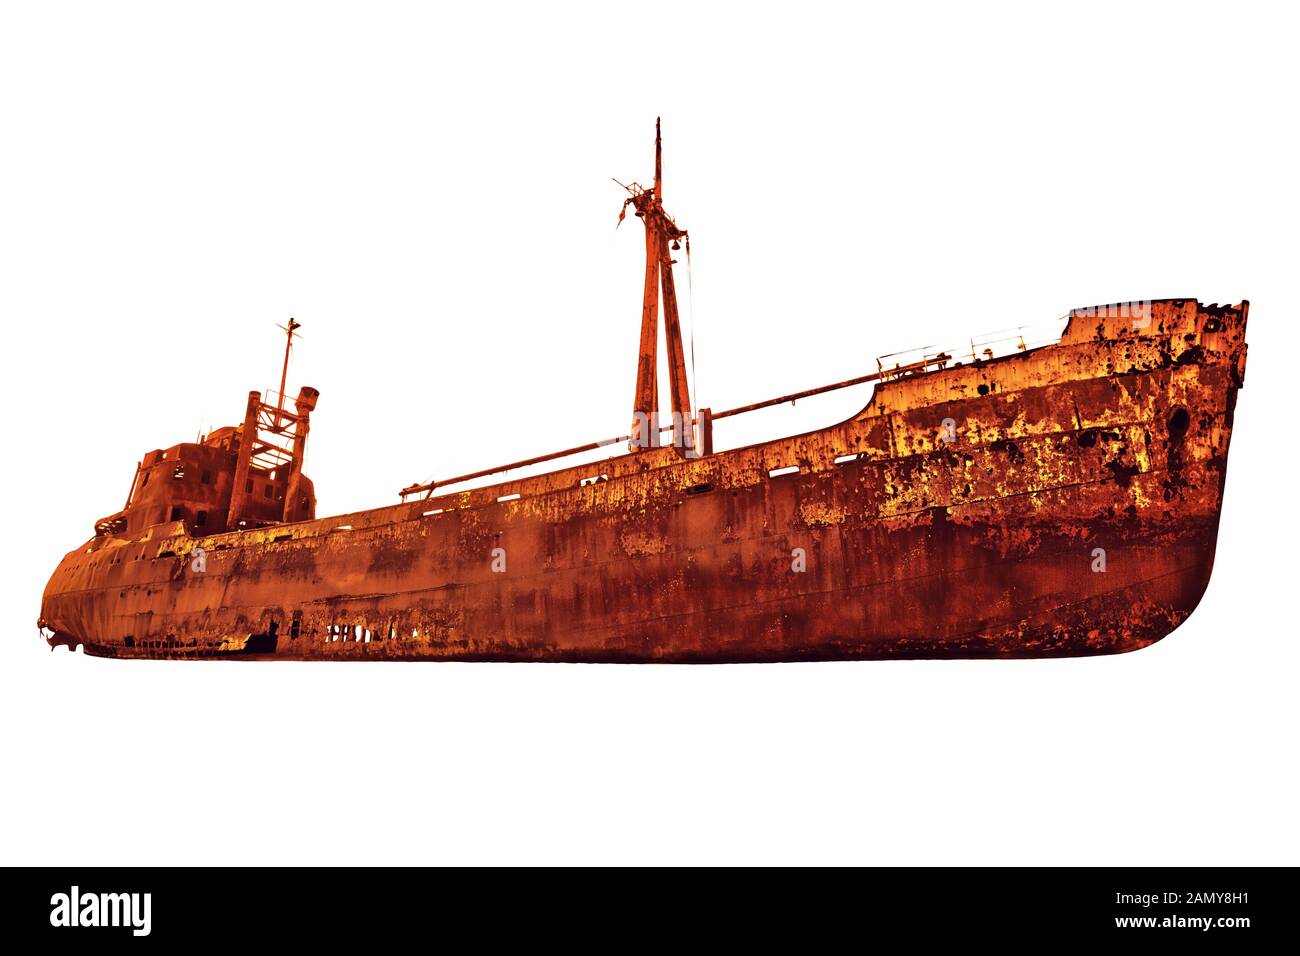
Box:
245;633;278;654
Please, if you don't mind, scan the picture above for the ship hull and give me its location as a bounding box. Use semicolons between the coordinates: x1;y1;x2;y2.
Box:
40;299;1246;662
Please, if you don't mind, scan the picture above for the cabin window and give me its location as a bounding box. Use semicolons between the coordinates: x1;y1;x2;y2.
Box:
263;484;273;499
169;506;184;521
245;479;254;493
195;510;207;527
201;470;212;485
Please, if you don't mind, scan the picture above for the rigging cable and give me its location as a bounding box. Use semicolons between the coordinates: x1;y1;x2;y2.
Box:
685;234;698;417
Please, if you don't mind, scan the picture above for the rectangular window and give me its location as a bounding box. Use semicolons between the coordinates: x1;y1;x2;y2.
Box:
263;484;273;498
195;510;207;527
169;506;184;521
245;479;253;493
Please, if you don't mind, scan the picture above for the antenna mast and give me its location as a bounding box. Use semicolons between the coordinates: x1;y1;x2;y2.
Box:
274;317;302;430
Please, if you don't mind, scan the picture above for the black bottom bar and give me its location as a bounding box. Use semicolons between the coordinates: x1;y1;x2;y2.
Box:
5;867;1290;946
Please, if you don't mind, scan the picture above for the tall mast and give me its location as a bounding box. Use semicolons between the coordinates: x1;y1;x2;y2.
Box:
632;125;662;447
625;118;693;452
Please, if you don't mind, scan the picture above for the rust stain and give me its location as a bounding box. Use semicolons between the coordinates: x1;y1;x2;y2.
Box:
37;126;1248;663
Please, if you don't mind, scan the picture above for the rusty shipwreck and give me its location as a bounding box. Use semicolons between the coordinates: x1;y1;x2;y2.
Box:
39;123;1249;662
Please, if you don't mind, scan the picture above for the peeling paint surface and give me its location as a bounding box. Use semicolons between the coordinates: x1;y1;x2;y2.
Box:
39;299;1247;662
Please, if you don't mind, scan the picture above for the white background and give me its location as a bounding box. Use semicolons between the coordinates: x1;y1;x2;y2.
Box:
2;1;1296;865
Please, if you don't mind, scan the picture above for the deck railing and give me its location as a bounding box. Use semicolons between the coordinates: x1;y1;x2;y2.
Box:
875;317;1069;380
